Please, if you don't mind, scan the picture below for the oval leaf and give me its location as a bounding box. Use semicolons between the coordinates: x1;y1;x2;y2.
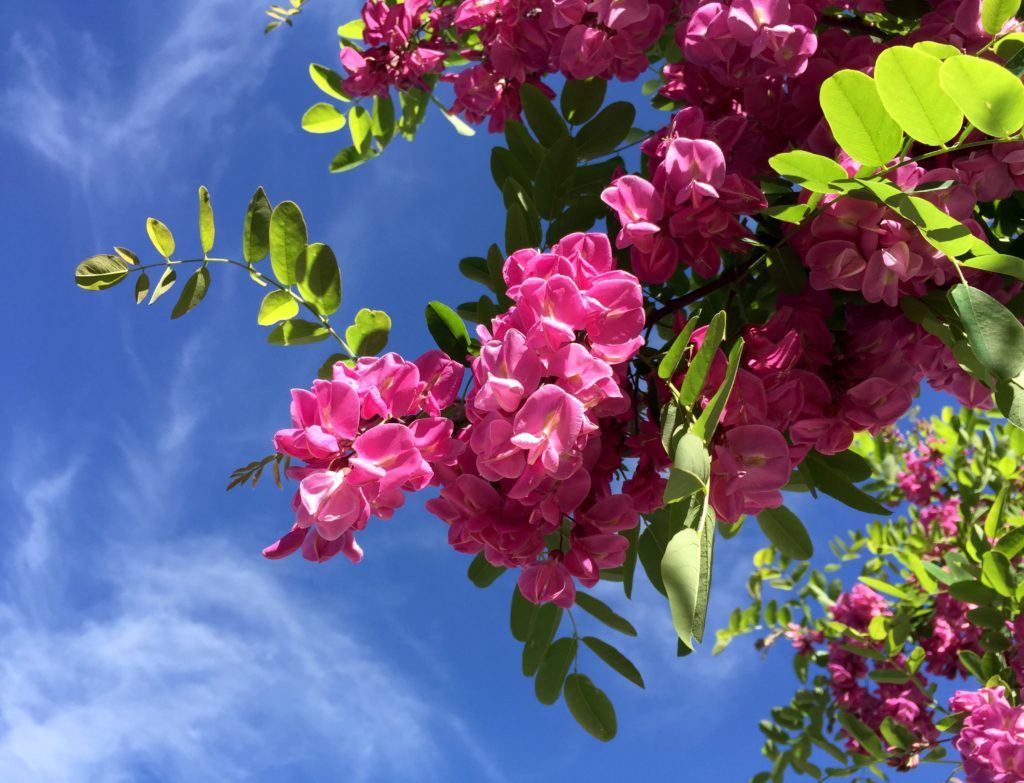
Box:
949;283;1024;380
425;301;472;363
940;55;1024;138
309;63;350;102
149;267;177;304
661;528;701;647
534;637;577;705
581;637;644;689
574;592;637;637
243;187;272;264
302;102;347;134
757;506;814;560
575;102;636;160
768;151;849;192
820;69;903;167
346;308;391;356
874;46;963;146
198;186;215;255
75;254;129;291
257;289;299;326
982;0;1022;35
170;267;210;319
296;242;342;316
146;218;175;258
520;83;568;146
267;318;329;346
563;674;616;741
269;201;307;286
561;78;607;125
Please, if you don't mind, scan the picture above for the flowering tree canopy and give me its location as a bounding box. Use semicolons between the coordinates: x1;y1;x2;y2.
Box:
75;0;1024;777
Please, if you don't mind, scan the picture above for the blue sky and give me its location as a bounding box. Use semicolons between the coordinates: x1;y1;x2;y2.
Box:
0;3;949;782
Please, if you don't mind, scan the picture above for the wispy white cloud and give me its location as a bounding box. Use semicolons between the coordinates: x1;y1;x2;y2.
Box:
0;341;502;783
0;0;284;188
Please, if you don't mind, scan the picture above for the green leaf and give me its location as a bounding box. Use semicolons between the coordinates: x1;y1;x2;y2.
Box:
438;106;476;137
534;637;577;705
801;452;890;515
398;88;429;139
574;102;636;160
859;576;907;599
170;267;210;319
511;586;538;642
519;83;568;146
302;102;347;133
996;371;1024;427
982;0;1022;36
345;308;391;355
309;63;350;102
349;105;373;153
658;316;701;380
664;432;710;503
257;289;299;326
134;271;150;304
467;552;505;587
836;712;886;760
581;637;644;688
996;525;1024;558
269;201;307;286
913;41;961;59
198;186;215;255
981;550;1016;597
948;579;1000;605
692;512;715;643
371;94;396;145
874;46;963;146
75;254;129;290
296;243;341;316
425;301;472;363
814;449;872;483
940;55;1024;138
678;311;725;409
329;145;376;173
533;136;576;219
949;283;1024;380
146;218;175;258
561;78;607;125
819;69;903;167
242;187;272;264
963;254;1024;281
504;200;540;254
693;338;743;443
337;18;365;39
563;674;616;741
662;527;702;648
985;486;1009;538
757;506;814;560
768;151;849;193
149;267;176;304
574;592;637;637
114;246;139;265
522;603;562;676
267;318;329;346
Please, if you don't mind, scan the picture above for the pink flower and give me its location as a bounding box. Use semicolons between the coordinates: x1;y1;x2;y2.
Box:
709;424;791;522
510;386;587;472
518;558;577;607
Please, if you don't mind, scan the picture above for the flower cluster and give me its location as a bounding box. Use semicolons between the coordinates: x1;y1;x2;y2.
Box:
427;232;645;606
602;107;767;283
950;687;1024;783
339;0;449;97
264;351;465;563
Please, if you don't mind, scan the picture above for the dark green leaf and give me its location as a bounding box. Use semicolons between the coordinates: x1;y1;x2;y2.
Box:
574;102;636;160
662;527;702;649
836;712;886;760
563;674;616;741
801;452;890;514
581;636;644;688
134;271;150;304
511;586;538;642
560;78;607;125
658;315;701;380
425;301;472;364
522;603;562;676
534;637;577;704
949;283;1024;380
520;83;568;147
329;145;376;173
693;337;743;443
664;432;710;503
678;311;725;409
467;552;506;587
757;506;814;560
948;579;1000;605
533;136;576;219
170;267;210;319
574;592;637;637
